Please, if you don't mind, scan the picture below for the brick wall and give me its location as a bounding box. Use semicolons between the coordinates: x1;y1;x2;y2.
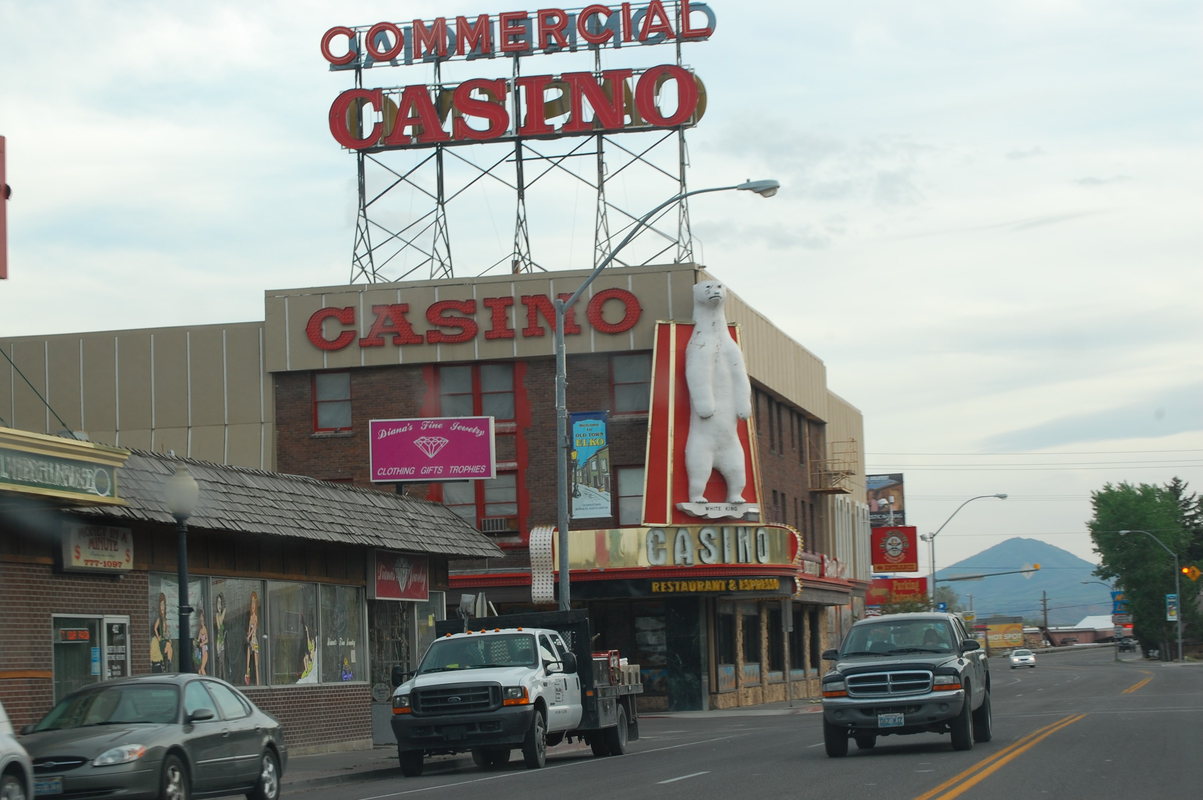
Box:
241;683;372;754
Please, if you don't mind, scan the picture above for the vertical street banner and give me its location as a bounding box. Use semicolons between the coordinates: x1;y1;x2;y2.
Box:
570;411;612;519
1166;593;1179;622
867;473;906;526
871;526;919;573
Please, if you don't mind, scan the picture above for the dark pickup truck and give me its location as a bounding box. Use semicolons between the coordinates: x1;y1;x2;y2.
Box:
820;612;991;756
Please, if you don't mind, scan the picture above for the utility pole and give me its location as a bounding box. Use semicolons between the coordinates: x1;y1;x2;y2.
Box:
1041;591;1051;646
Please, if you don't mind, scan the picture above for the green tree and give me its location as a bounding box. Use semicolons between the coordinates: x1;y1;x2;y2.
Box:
1089;480;1200;656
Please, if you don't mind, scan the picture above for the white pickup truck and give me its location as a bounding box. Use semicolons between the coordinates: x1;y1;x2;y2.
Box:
390;610;642;776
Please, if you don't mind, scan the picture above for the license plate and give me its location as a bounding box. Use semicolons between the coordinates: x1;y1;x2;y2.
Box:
440;725;466;741
35;776;63;796
878;712;904;728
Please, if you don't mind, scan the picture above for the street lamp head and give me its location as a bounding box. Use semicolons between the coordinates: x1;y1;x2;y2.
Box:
165;466;199;522
736;179;780;198
993;493;1008;500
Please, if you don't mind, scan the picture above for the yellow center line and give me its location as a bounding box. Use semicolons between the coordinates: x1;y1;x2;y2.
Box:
1121;668;1150;692
912;714;1086;800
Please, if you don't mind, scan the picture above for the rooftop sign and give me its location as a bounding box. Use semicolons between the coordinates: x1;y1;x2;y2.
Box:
322;2;716;151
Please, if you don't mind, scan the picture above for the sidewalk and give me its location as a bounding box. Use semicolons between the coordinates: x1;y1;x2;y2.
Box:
282;700;823;789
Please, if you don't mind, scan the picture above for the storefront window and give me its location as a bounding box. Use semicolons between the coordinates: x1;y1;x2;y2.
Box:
321;584;364;682
741;603;761;685
209;578;266;686
148;575;179;675
413;591;445;665
267;581;319;685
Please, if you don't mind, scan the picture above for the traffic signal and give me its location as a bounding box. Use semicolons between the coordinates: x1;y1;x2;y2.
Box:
1181;565;1201;582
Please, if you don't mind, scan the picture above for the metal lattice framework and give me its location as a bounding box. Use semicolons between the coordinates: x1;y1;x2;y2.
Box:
342;9;702;283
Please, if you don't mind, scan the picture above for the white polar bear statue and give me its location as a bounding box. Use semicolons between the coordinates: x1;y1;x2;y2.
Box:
680;280;754;515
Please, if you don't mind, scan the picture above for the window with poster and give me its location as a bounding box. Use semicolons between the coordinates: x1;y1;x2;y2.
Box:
50;615;129;702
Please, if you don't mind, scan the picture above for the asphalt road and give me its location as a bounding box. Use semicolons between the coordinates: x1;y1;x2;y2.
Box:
283;648;1202;800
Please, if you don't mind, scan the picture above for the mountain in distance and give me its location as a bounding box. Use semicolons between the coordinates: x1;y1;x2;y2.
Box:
935;537;1108;627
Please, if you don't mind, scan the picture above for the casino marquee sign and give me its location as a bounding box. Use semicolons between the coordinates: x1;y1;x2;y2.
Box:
321;1;716;151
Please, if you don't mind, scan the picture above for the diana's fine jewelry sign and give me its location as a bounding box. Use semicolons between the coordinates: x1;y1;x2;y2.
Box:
369;417;496;482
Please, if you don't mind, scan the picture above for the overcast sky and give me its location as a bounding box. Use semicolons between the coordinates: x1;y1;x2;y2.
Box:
2;1;1200;586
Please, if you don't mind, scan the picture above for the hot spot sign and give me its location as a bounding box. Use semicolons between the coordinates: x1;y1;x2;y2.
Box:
369;416;496;483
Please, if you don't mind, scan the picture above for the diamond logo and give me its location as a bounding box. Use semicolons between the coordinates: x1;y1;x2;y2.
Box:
413;436;449;459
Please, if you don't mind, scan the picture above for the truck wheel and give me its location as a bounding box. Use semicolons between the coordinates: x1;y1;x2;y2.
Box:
603;706;629;756
971;689;993;743
854;732;877;750
823;719;849;758
522;710;547;769
949;689;974;751
399;750;424;777
589;733;611;758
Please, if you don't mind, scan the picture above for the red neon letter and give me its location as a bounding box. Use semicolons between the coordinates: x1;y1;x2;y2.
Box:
456;14;493;55
426;300;479;344
577;5;615;44
515;74;556;136
680;0;715;40
359;305;423;347
537;8;570;50
634;65;698;127
499;11;531;52
384;85;451;146
521;294;582;337
560;69;631;133
366;22;404;61
412;18;449;58
587;288;641;334
452;79;510;141
638;1;676;41
320;26;357;66
328;89;383;150
306;307;357;351
482;297;516;340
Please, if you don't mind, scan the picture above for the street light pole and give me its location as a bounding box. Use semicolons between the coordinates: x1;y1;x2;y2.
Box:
166;466;200;673
920;493;1007;610
553;179;780;611
1118;529;1183;662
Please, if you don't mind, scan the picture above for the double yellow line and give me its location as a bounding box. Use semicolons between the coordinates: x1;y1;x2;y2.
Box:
913;714;1086;800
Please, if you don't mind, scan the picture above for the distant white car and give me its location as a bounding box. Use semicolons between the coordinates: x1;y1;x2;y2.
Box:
1009;648;1037;669
1;699;33;800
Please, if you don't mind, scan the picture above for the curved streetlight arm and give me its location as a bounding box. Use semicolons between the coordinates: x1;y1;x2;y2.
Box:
1117;529;1183;662
928;493;1008;543
923;493;1006;610
558;180;779;312
553;179;778;611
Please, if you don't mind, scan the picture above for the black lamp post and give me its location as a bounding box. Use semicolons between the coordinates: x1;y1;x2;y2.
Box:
166;466;200;673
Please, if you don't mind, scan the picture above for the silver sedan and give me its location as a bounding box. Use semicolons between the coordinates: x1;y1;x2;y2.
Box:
20;673;286;800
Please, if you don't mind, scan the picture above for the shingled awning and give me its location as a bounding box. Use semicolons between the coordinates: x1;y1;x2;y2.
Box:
76;450;503;560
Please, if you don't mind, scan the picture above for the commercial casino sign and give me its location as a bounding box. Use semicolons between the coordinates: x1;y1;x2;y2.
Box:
321;2;716;150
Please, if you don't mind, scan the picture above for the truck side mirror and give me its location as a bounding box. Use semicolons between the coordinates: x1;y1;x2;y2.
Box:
391;665;412;687
821;648;839;661
960;640;981;653
559;652;578;673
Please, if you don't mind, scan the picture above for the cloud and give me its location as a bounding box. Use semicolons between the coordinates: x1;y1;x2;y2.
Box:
979;382;1203;450
1075;175;1133;186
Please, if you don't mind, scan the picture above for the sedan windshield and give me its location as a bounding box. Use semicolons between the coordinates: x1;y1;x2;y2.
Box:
34;685;179;731
419;633;537;673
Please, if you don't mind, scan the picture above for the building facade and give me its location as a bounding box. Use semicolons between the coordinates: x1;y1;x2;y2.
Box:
1;262;871;712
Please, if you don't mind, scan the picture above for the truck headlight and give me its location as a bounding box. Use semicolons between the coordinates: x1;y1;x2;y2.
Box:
502;686;530;706
821;679;847;698
932;675;962;691
392;694;413;714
